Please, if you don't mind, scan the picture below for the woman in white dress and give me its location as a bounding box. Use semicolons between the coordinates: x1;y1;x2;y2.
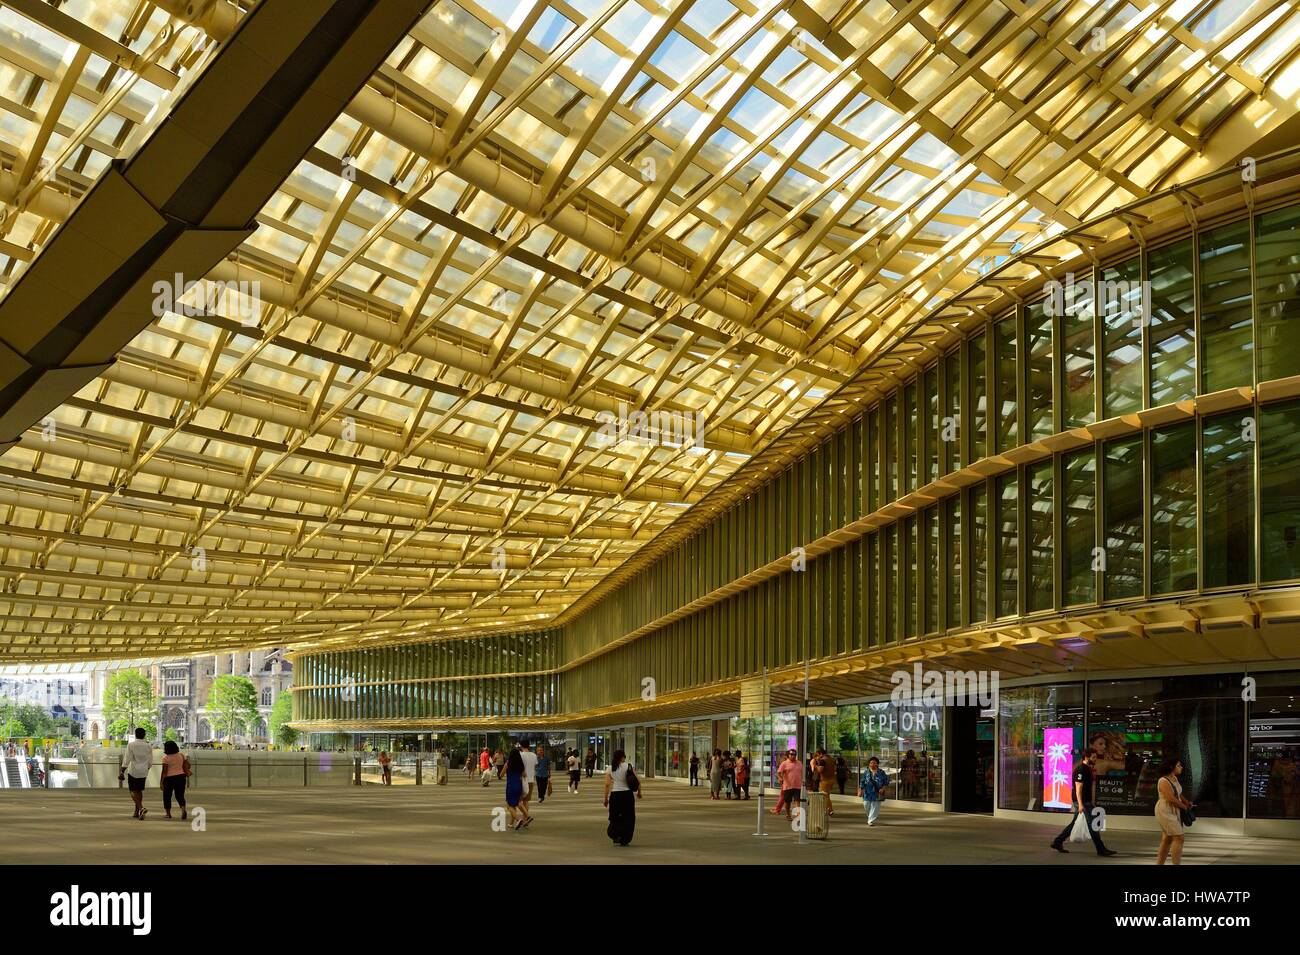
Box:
1155;757;1195;865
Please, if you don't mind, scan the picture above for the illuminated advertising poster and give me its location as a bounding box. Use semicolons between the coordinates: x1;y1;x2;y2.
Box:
1043;727;1074;809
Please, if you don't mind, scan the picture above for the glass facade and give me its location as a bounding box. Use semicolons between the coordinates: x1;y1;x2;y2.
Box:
293;202;1300;809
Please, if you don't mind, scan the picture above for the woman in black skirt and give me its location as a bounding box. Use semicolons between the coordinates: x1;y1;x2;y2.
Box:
603;749;642;846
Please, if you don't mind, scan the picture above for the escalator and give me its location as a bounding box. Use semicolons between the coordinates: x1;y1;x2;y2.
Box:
2;757;24;787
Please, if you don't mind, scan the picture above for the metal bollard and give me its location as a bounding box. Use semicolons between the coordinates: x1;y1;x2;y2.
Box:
304;756;309;787
247;756;252;788
415;758;422;785
354;756;362;785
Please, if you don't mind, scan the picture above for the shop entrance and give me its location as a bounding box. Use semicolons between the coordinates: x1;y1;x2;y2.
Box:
948;706;995;813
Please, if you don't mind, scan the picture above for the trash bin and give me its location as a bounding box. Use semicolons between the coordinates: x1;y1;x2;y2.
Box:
804;791;830;840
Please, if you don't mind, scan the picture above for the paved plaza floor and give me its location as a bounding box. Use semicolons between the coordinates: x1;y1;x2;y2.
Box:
2;779;1294;865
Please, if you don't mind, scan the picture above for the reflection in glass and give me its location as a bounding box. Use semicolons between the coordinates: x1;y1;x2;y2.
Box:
1062;271;1095;427
996;471;1019;617
1148;239;1196;405
1199;221;1253;393
1101;256;1143;416
1201;412;1255;588
925;364;939;486
1150;423;1197;594
1062;448;1096;605
995;316;1018;452
1262;400;1300;582
1027;461;1053;612
970;330;987;460
1025;299;1053;441
944;347;961;472
945;495;962;629
970;483;988;623
1255;204;1300;383
1103;436;1144;599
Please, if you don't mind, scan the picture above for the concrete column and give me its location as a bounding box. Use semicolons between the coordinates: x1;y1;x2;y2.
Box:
215;653;231;675
231;651;248;675
249;650;266;674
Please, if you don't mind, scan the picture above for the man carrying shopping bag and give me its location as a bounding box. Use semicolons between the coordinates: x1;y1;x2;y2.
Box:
1050;749;1118;857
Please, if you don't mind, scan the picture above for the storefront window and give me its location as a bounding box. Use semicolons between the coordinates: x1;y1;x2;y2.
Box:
1087;674;1243;817
1247;671;1300;818
998;683;1086;811
830;704;860;796
860;700;942;804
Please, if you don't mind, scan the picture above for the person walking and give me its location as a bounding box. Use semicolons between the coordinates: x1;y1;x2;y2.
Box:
494;748;505;780
734;751;750;800
504;747;530;830
709;748;724;800
119;727;153;820
721;750;735;799
835;755;850;795
159;740;190;820
535;744;552;803
814;749;836;816
465;751;477;783
585;748;596;778
776;749;802;821
1155;758;1194;865
479;746;493;786
1050;749;1118;857
689;752;700;787
566;749;582;793
519;742;538;819
378;750;392;786
858;756;889;826
603;748;641;846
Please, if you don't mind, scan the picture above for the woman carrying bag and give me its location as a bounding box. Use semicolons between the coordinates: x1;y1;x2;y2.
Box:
1155;757;1195;865
603;749;642;846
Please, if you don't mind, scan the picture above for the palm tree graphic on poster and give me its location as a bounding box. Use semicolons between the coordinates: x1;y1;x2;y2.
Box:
1043;729;1074;809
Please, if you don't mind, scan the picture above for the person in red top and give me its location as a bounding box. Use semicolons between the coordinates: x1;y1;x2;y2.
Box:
734;751;750;800
478;746;492;786
776;749;803;819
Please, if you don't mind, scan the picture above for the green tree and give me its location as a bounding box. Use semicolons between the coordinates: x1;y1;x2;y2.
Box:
163;727;179;743
209;675;259;742
14;704;55;738
1;716;29;738
103;670;159;740
269;690;298;747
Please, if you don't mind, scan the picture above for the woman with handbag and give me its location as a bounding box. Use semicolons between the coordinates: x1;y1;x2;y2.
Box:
1155;757;1194;864
603;748;641;846
160;740;190;821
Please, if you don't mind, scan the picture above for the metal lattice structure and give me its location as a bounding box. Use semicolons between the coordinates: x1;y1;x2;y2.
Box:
4;0;1300;661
